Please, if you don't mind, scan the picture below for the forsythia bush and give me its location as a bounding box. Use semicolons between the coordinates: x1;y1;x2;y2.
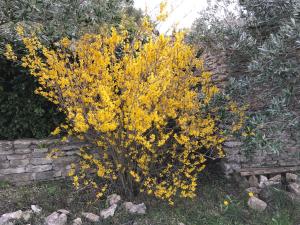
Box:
5;20;242;204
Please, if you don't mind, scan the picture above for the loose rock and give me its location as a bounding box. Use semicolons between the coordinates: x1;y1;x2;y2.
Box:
0;210;23;225
286;173;298;182
269;174;281;182
100;204;118;219
106;194;121;206
81;213;100;222
45;212;67;225
247;196;267;212
72;218;82;225
31;205;42;214
21;210;32;222
258;175;268;188
123;202;146;215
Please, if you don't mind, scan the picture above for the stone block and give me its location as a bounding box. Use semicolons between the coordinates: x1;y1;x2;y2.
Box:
0;155;7;161
7;154;28;160
9;159;30;168
0;141;13;151
32;148;49;158
0;162;10;169
53;170;62;178
31;138;60;146
15;148;32;154
31;171;55;181
30;158;53;165
0;167;26;174
223;141;243;148
0;150;13;155
14;139;32;148
64;150;80;156
1;173;32;183
26;165;52;173
53;156;79;166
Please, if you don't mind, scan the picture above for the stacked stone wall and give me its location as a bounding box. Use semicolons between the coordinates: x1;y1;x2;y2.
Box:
203;51;300;176
0;138;85;185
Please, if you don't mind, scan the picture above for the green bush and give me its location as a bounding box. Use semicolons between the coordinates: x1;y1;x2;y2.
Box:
0;56;64;139
189;0;300;154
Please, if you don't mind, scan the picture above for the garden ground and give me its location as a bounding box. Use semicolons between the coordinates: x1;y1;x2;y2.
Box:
1;165;299;225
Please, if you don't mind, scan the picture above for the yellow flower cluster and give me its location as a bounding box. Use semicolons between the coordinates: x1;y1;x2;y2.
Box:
5;19;243;204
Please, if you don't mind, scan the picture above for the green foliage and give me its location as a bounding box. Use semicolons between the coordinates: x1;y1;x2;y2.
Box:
190;0;300;154
0;0;142;139
0;55;64;139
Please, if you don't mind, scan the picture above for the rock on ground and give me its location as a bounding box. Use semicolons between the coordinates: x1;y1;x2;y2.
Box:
123;202;146;215
106;194;121;206
45;212;67;225
286;173;298;182
21;210;32;222
247;196;267;212
100;204;118;219
72;218;82;225
31;205;42;214
269;174;281;182
0;210;23;225
81;213;100;222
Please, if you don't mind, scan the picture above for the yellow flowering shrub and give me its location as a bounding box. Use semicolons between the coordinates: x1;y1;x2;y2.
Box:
5;19;244;204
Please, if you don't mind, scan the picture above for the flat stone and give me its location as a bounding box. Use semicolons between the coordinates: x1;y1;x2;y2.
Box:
123;202;146;215
26;165;52;173
30;158;53;165
7;155;28;160
0;167;26;174
53;156;79;166
81;212;100;222
286;173;298;182
31;171;54;181
223;141;243;148
247;196;267;212
0;150;13;155
0;141;13;151
248;175;259;187
72;218;82;225
45;212;67;225
0;162;10;169
100;204;118;219
107;194;121;206
288;183;300;196
14;149;31;154
9;159;30;168
0;173;32;183
13;139;32;149
269;174;281;182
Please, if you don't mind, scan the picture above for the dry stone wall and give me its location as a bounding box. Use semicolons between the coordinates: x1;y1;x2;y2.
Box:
203;51;300;176
0;138;86;185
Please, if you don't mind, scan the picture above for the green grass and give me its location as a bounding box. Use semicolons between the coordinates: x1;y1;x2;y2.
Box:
0;168;299;225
